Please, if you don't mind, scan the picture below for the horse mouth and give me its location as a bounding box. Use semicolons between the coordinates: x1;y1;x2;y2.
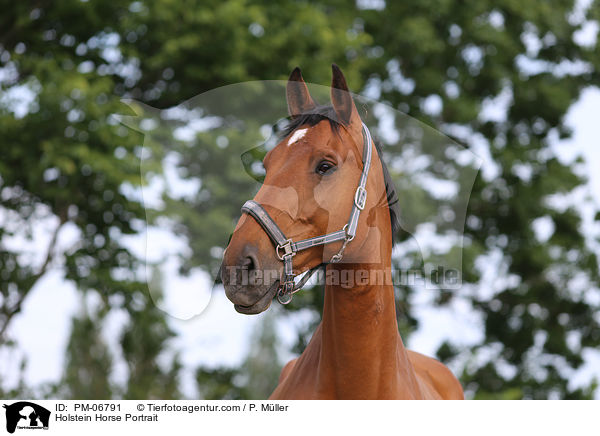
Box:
234;280;280;314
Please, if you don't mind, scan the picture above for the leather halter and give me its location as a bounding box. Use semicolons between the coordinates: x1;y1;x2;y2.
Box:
241;122;373;304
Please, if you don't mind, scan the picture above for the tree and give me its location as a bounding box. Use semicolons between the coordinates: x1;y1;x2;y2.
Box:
59;302;113;399
55;273;181;400
119;267;182;400
0;0;172;397
0;1;147;340
357;0;600;398
139;0;599;399
1;0;599;399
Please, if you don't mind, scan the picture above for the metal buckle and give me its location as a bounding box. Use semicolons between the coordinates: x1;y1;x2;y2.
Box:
354;186;367;210
277;279;295;305
277;289;293;305
276;239;295;260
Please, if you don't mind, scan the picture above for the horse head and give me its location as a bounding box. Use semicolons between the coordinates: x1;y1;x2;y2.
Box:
222;65;393;314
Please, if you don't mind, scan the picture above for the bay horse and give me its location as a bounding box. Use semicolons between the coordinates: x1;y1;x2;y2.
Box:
221;65;464;399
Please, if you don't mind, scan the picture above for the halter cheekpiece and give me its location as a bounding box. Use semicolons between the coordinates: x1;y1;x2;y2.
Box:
241;122;373;304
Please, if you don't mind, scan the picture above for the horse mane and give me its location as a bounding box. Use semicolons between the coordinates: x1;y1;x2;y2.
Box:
279;105;401;237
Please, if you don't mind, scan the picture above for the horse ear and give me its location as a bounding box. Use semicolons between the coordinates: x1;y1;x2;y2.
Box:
330;64;360;126
287;67;316;118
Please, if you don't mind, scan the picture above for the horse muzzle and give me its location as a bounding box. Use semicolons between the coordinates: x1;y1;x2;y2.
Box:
221;244;281;314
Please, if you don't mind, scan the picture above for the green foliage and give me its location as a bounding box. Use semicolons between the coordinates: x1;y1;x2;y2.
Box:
56;270;181;400
60;305;113;399
1;0;599;399
120;288;182;400
0;0;148;347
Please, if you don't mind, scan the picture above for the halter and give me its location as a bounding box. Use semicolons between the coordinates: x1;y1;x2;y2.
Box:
241;122;373;305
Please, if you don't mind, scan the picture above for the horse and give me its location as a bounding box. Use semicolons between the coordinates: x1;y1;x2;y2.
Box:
221;64;464;399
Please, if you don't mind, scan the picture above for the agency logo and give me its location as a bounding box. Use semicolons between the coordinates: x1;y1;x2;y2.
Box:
2;402;50;434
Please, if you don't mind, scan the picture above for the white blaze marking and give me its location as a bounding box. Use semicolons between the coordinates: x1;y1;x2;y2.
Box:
287;128;308;146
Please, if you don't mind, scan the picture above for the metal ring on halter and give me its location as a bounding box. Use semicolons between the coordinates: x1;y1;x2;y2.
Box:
277;263;324;305
342;223;354;242
277;288;294;305
276;239;295;260
278;277;297;304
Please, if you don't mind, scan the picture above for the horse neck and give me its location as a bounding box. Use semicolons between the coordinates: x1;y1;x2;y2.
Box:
316;221;422;398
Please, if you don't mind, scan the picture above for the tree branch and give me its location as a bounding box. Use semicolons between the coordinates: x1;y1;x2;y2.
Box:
0;216;66;342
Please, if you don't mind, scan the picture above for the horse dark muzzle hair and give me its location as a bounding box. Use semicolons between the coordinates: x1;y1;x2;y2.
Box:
221;218;282;314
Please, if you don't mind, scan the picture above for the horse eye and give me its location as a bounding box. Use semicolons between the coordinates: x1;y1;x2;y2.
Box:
316;161;335;175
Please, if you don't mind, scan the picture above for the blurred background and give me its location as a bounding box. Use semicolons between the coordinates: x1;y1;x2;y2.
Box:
1;0;599;400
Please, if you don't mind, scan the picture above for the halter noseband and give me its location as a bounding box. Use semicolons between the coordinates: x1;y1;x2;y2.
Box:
241;122;373;305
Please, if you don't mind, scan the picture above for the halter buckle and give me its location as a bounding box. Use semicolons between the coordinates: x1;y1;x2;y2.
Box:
276;239;296;260
354;186;367;210
277;278;295;305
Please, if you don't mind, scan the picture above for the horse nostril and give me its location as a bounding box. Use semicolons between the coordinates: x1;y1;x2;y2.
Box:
241;256;254;270
243;252;260;271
